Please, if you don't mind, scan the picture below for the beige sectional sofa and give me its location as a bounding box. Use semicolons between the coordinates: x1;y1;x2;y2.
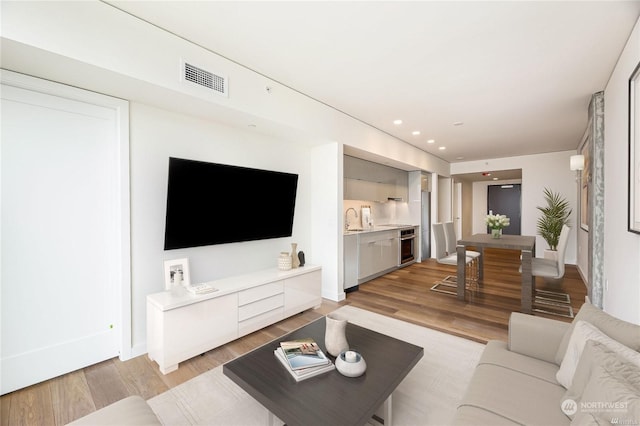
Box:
453;302;640;425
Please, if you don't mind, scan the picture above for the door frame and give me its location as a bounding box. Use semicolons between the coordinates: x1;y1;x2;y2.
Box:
453;182;462;238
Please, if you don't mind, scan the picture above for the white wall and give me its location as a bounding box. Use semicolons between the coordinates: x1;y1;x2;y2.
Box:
437;177;452;223
311;143;344;301
452;151;578;264
129;103;315;351
602;17;640;324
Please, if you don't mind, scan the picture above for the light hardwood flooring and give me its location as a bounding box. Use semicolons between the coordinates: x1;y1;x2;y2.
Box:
1;248;586;425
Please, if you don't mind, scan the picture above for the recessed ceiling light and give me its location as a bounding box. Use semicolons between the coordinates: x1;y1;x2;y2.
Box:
453;121;464;126
493;177;499;180
456;156;464;160
393;119;403;125
427;139;435;144
438;146;446;150
412;130;421;136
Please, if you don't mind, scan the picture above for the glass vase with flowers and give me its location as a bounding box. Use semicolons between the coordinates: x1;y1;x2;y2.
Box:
485;213;510;238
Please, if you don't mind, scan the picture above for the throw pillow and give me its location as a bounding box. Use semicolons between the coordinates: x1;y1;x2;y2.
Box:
556;320;640;388
555;302;640;366
562;340;640;419
569;360;640;425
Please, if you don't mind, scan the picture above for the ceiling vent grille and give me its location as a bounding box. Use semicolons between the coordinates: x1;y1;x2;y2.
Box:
182;61;228;97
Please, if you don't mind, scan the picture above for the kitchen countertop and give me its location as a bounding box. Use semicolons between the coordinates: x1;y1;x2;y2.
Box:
344;224;417;235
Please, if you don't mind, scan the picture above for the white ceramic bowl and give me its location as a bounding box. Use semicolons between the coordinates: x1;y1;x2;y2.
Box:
335;350;367;377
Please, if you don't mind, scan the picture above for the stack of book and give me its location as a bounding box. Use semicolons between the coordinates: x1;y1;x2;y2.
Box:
274;338;335;382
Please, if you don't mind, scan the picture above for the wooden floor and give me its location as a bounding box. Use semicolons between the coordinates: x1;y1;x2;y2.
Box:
1;248;587;425
347;248;587;343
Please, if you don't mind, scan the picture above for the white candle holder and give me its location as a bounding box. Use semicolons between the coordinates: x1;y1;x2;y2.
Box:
335;350;367;377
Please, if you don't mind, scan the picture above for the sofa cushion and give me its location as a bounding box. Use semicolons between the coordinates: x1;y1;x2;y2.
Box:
480;340;560;385
570;357;640;424
508;313;569;364
555;302;640;365
556;320;640;388
563;340;640;419
457;363;569;425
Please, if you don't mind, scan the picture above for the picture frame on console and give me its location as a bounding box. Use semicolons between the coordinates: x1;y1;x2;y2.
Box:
164;258;191;290
629;61;640;234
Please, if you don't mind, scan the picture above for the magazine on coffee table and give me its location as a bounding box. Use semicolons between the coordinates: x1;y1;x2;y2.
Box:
279;338;330;370
274;347;335;382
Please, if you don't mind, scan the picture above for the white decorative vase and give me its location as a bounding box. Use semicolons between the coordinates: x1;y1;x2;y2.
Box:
291;243;300;269
325;313;349;357
278;252;292;270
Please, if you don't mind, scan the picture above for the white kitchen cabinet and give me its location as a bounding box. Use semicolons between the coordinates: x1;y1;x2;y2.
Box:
358;230;398;281
343;234;359;290
344;178;379;201
358;236;378;279
380;233;400;269
344;177;408;202
344;156;408;202
147;265;321;374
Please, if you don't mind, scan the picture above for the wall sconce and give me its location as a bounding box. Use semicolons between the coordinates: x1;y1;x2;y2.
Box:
570;154;584;183
570;155;584;171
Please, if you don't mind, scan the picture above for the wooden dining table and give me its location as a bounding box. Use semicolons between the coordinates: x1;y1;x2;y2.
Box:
456;234;537;314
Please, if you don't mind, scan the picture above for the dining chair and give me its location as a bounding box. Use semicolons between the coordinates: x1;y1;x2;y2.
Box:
431;223;475;295
521;224;573;318
443;221;480;283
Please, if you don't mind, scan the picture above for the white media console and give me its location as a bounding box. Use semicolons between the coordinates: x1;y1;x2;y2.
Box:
147;265;322;374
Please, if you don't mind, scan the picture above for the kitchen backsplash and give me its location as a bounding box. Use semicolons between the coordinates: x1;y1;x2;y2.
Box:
343;199;412;229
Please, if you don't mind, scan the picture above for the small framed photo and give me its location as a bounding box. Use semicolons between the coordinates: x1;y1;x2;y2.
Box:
164;258;191;290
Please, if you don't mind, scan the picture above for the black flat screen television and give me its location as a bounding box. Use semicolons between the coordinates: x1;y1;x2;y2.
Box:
164;157;298;250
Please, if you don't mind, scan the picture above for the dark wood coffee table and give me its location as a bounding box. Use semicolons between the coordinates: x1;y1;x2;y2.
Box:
223;316;423;426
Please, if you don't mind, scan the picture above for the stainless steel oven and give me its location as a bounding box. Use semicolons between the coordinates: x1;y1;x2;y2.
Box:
399;228;416;266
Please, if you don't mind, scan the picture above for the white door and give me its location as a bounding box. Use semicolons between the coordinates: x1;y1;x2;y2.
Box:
1;71;130;394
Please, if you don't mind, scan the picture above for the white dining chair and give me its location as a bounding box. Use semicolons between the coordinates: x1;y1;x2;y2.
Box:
521;224;573;318
431;223;475;295
443;221;480;282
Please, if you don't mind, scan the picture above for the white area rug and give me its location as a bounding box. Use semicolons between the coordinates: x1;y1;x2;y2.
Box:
148;305;485;425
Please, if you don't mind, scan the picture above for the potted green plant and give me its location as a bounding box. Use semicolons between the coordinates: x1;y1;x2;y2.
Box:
536;188;571;257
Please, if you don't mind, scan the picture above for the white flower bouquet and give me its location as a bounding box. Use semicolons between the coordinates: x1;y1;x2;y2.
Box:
485;214;510;230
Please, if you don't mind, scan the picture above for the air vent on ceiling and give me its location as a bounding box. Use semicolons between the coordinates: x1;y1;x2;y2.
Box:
182;61;228;97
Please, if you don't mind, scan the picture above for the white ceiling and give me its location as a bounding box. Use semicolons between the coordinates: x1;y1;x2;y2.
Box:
107;1;640;163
